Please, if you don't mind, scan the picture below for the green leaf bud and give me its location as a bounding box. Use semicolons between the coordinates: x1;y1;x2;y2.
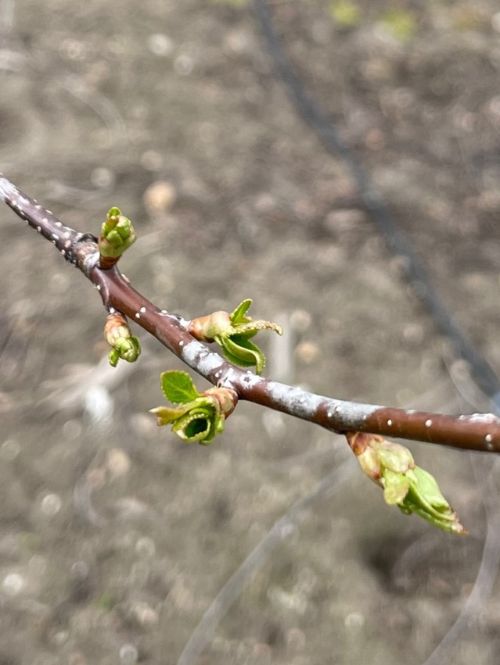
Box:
104;313;141;367
99;206;136;265
347;432;465;534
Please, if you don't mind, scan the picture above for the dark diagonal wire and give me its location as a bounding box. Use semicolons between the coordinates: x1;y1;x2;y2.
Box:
252;3;500;664
253;0;500;408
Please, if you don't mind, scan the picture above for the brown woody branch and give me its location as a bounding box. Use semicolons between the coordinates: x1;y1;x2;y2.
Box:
2;173;500;453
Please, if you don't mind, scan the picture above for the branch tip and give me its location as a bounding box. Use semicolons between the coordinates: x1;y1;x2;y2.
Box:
99;207;136;269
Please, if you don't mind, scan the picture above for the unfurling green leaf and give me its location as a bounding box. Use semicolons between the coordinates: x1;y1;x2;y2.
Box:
161;370;201;404
217;334;266;374
188;299;283;374
347;432;465;534
172;404;225;445
230;298;253;325
108;348;120;368
400;466;464;533
382;469;410;505
99;206;136;260
107;336;141;367
149;405;190;424
151;373;237;445
151;395;224;444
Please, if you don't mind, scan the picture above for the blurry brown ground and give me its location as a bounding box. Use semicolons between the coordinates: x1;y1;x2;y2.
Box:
1;1;500;663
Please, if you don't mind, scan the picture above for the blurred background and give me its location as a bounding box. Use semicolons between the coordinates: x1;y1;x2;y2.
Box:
1;0;500;663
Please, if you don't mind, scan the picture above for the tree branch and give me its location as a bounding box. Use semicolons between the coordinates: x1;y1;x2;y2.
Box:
2;173;500;454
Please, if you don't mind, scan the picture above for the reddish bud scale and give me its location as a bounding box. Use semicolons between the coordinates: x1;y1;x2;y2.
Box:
104;312;130;345
346;431;383;456
189;311;231;341
99;253;119;270
204;387;238;417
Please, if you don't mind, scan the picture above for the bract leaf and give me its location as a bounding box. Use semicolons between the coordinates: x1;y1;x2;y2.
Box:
149;405;189;426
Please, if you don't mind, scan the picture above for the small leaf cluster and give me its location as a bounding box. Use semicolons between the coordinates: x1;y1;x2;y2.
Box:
108;337;141;367
348;433;465;534
150;371;236;445
104;313;141;367
99;206;136;259
189;299;282;374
